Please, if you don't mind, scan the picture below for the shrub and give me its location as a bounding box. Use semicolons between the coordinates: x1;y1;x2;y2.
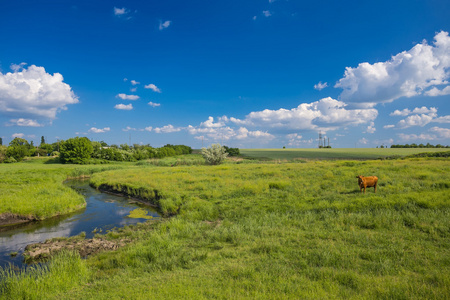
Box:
60;137;94;164
201;144;228;165
223;146;240;156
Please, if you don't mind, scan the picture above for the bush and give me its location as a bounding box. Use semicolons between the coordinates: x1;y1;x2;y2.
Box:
60;137;94;164
223;146;240;156
201;144;228;165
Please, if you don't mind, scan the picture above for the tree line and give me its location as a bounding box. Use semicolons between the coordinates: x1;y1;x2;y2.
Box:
0;136;192;164
390;143;449;148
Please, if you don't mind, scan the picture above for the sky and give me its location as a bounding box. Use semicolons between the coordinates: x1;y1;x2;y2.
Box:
1;0;449;149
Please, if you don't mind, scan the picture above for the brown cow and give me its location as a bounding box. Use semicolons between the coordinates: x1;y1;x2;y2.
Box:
356;175;378;193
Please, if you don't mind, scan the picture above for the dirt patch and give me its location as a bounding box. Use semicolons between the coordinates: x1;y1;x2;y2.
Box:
0;213;34;228
24;235;128;263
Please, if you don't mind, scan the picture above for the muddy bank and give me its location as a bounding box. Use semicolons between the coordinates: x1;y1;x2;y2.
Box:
94;183;161;208
0;213;34;228
24;235;129;263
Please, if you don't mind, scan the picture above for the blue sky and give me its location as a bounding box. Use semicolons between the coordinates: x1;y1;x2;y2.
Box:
1;0;449;148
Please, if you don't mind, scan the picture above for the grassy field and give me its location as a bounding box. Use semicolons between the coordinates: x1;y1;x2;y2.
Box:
0;158;125;221
1;155;449;299
240;148;449;160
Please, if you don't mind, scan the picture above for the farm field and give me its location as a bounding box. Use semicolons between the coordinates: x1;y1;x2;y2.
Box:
1;156;450;299
240;147;449;160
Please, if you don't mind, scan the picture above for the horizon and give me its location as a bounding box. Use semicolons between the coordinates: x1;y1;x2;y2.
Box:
1;0;449;148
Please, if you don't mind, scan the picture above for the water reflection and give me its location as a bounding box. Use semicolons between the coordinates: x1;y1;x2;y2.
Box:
0;180;159;269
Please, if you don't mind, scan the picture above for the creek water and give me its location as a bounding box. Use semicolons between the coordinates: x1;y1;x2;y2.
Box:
0;180;160;269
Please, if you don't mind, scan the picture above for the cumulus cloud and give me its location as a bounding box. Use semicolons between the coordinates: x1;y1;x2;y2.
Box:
0;64;78;119
388;106;449;129
398;114;436;128
144;126;152;132
114;7;127;16
262;10;272;17
314;81;328;90
130;80;140;85
148;101;160;107
114;104;133;110
145;84;161;93
89;127;110;133
12;133;24;138
229;97;377;132
383;124;395;129
390;106;437;116
116;93;139;100
429;126;450;138
153;124;181;133
7;118;43;127
122;126;136;132
159;20;171;30
336;31;450;107
365;122;376;133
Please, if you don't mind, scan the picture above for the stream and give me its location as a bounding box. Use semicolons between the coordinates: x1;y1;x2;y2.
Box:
0;179;160;269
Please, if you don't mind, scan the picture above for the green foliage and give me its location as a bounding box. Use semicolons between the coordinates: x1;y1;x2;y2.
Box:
202;144;228;165
9;137;30;147
6;145;28;161
223;145;240;156
0;145;7;163
60;137;94;164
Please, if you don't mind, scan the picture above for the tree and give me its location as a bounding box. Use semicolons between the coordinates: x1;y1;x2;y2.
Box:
0;137;2;146
201;144;228;165
41;136;45;146
9;137;30;147
59;137;93;164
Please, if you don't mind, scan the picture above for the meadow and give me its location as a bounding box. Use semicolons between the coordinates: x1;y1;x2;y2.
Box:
240;147;449;160
1;153;449;299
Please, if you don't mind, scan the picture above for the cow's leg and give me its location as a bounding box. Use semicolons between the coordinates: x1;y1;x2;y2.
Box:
374;183;377;193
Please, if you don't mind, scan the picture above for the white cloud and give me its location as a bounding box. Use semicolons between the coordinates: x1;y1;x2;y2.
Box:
12;133;24;138
144;126;152;132
425;85;450;96
114;104;133;110
130;80;140;85
390;106;437;116
398;114;436;128
314;81;328;90
200;116;226;128
262;10;272;17
89;127;110;133
433;115;450;123
383;124;395;129
229;97;377;132
130;87;137;92
7;118;43;127
148;101;161;107
359;138;369;144
0;64;78;119
116;93;139;100
144;84;161;93
336;31;450;107
429;126;450;139
365;122;376;133
252;16;257;21
159;20;171;30
122;126;136;132
114;7;127;16
153;124;181;133
398;133;436;141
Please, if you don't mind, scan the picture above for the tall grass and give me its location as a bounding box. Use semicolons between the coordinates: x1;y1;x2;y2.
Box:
0;251;89;299
1;158;449;299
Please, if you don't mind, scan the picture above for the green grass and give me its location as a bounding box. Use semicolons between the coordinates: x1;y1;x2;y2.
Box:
0;160;126;220
240;148;449;160
1;157;449;299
